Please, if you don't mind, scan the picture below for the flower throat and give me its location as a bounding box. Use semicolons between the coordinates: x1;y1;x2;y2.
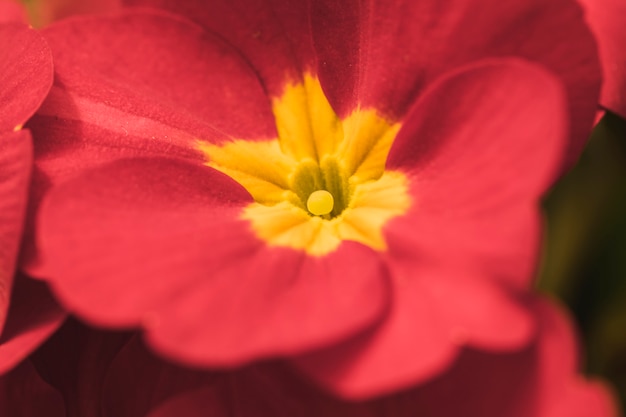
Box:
197;74;411;256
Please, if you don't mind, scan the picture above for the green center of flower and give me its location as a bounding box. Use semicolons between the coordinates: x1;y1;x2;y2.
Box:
290;156;350;218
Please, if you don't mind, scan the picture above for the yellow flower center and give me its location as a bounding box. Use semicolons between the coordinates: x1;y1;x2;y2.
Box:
197;74;411;256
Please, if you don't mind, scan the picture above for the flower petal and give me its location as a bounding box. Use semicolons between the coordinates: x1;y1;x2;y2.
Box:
23;9;278;270
125;0;316;96
30;9;275;184
0;130;32;332
309;0;599;164
578;0;626;118
160;298;617;416
0;0;27;23
35;157;389;366
388;59;567;288
0;22;53;131
292;59;566;397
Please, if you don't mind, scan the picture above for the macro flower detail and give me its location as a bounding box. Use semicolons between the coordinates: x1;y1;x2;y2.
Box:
0;19;65;375
198;74;410;255
24;1;603;398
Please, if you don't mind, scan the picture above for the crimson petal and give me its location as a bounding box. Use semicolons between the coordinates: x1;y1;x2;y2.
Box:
293;59;567;397
35;157;390;367
148;300;618;416
578;0;626;118
0;22;53;131
310;0;599;165
0;130;32;332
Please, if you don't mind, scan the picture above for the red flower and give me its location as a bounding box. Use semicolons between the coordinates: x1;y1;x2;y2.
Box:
25;2;601;397
0;21;65;375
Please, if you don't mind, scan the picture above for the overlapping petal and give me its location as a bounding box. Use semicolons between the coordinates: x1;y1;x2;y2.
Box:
0;20;59;374
0;130;32;332
19;299;617;417
125;0;317;97
130;0;601;165
577;0;626;118
35;157;390;366
141;299;618;417
23;0;607;400
0;23;52;323
293;60;568;397
23;9;276;268
0;22;53;132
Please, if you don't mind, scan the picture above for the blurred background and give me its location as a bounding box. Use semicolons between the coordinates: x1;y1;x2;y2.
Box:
540;111;626;408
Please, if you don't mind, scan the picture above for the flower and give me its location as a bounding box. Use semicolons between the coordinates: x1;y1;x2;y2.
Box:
25;1;601;397
0;19;65;375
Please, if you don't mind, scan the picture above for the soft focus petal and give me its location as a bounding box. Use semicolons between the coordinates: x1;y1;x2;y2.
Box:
23;9;277;269
31;9;274;177
578;0;626;118
293;59;567;397
0;22;53;131
35;157;390;366
0;275;66;375
125;0;316;97
388;59;566;287
309;0;599;165
0;130;32;332
146;299;617;416
0;0;27;23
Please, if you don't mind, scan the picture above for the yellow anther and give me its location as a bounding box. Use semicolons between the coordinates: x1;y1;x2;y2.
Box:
307;190;334;216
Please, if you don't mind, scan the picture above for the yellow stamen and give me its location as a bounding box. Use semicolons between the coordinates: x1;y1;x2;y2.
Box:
198;74;412;256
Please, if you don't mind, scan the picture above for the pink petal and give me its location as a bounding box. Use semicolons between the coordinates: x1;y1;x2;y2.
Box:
388;59;566;288
23;9;278;270
0;0;27;23
0;22;53;131
125;0;316;97
0;130;32;332
293;59;567;397
35;157;389;367
578;0;626;118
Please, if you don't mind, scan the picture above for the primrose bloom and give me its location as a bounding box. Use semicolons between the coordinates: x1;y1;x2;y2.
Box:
26;0;602;397
0;19;65;375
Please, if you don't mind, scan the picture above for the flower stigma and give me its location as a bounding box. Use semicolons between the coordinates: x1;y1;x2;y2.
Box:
197;74;411;256
307;190;334;216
